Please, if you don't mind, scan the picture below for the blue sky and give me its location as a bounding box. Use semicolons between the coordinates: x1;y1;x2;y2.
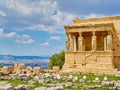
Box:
0;0;120;56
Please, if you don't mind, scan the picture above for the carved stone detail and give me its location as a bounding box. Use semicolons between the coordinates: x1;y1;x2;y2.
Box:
78;33;83;51
66;34;70;51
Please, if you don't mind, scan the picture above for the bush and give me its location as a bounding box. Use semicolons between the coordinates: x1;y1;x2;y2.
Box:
0;65;3;68
48;50;65;69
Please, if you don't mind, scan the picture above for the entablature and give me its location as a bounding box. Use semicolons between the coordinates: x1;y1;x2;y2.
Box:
65;23;114;33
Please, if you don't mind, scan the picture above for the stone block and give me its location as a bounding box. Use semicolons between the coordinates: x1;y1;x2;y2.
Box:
14;63;19;69
18;64;25;69
52;66;60;72
2;66;14;74
65;53;75;63
33;67;43;74
26;66;33;74
15;69;23;74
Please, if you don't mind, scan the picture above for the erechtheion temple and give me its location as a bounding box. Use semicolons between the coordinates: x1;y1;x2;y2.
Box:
62;16;120;74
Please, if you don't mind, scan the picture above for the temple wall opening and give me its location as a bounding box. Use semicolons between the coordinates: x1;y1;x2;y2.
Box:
82;32;92;51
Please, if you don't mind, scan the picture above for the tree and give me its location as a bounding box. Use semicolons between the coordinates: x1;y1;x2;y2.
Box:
48;50;65;69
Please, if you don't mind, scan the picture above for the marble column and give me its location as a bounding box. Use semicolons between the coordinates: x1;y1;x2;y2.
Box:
78;32;83;51
106;32;112;51
92;31;96;51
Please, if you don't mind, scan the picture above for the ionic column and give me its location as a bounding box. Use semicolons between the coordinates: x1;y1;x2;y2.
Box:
73;34;77;52
78;32;83;51
106;32;112;51
92;31;96;51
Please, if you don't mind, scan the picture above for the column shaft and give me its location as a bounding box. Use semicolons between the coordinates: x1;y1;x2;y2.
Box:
104;37;107;51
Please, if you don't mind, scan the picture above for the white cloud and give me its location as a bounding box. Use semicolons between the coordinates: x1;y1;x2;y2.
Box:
0;0;119;34
1;0;57;16
52;11;75;26
0;28;4;37
2;0;32;15
40;42;50;46
0;10;7;16
0;28;17;38
0;28;34;44
5;32;16;38
25;24;59;33
15;34;34;44
0;0;76;33
50;36;61;40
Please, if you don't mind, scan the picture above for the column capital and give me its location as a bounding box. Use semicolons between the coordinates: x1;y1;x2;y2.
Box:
79;32;82;36
107;31;112;35
92;31;96;36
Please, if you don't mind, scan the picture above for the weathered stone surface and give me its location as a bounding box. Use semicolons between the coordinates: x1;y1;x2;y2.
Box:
2;66;14;74
18;74;30;80
65;82;73;87
38;79;44;84
15;85;25;90
34;86;64;90
0;82;14;90
34;76;39;81
0;86;14;90
26;66;32;74
33;67;43;75
115;81;120;88
34;87;46;90
52;66;60;72
93;77;100;83
103;76;108;81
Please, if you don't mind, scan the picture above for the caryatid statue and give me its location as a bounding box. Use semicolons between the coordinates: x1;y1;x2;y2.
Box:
66;34;70;51
69;35;74;51
78;33;83;51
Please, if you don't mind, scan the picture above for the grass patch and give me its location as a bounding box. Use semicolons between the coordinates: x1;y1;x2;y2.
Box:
0;73;119;89
0;79;28;86
33;81;44;87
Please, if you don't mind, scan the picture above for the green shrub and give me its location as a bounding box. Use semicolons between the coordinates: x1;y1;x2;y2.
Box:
48;50;65;69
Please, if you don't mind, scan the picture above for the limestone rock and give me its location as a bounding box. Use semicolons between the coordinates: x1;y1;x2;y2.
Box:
103;76;108;81
115;81;120;88
83;75;87;80
93;77;100;83
0;82;14;90
38;79;44;84
34;87;46;90
65;82;73;87
34;76;39;81
68;75;73;79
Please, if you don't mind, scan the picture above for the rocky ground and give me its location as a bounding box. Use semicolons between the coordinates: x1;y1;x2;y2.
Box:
0;72;120;90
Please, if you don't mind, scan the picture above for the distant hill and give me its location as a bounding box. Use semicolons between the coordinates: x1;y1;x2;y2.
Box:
0;55;49;60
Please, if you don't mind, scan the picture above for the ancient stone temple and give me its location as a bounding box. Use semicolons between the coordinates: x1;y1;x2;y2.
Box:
62;16;120;74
